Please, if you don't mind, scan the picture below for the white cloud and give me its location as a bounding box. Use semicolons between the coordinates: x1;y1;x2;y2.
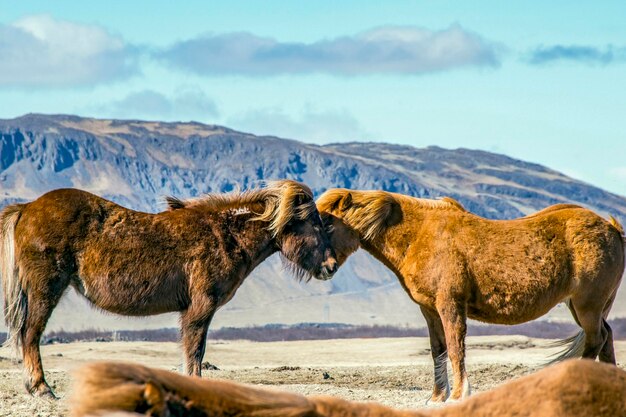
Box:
158;24;500;76
0;14;138;87
0;18;502;89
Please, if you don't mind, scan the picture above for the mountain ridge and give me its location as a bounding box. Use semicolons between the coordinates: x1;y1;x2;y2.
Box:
1;114;625;332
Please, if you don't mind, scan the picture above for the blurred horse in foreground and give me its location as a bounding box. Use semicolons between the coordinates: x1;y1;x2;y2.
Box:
70;359;626;417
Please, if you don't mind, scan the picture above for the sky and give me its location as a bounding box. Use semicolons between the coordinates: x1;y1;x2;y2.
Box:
1;1;625;196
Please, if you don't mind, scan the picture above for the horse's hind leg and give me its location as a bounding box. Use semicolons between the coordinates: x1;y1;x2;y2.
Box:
599;319;615;364
420;306;449;403
598;289;618;364
20;268;68;398
570;298;607;361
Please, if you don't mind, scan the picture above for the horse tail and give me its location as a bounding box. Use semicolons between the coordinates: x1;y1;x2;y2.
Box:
0;203;27;357
608;215;625;244
546;328;586;365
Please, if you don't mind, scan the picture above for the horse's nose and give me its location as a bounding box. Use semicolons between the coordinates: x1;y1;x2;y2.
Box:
323;258;338;276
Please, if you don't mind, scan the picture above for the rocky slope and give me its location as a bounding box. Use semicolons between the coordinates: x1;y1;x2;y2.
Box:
1;114;625;332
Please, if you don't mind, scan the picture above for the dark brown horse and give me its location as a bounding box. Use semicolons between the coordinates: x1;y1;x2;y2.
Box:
317;189;624;402
70;359;626;417
0;180;337;398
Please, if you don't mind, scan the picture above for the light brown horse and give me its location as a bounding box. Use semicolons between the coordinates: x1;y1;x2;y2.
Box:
0;180;338;398
70;359;626;417
317;189;624;402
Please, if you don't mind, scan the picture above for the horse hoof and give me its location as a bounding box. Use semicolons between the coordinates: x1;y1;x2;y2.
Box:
30;384;57;399
425;396;447;406
425;389;449;406
446;394;468;404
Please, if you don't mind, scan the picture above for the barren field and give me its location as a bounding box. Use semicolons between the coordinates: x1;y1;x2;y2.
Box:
1;336;625;416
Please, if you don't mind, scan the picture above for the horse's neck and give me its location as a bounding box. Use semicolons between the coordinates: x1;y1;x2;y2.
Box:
361;236;406;274
230;218;277;273
358;210;428;271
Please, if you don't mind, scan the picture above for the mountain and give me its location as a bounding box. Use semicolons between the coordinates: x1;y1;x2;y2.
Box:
1;114;625;332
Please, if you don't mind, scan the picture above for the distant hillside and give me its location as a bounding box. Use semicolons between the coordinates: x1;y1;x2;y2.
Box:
1;114;625;332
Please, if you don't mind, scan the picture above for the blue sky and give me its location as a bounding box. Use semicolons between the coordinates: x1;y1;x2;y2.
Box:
1;1;625;196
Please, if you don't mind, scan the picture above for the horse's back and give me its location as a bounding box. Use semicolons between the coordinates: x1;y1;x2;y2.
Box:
498;204;623;247
14;188;117;254
29;187;110;211
516;205;623;277
538;205;625;263
520;203;584;219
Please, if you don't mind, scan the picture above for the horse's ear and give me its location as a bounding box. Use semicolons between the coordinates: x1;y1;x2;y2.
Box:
327;191;352;212
385;199;403;227
165;196;186;210
339;192;353;211
294;193;306;206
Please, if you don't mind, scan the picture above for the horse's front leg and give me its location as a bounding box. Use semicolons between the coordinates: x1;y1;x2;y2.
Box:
420;305;449;403
180;296;216;376
435;296;470;401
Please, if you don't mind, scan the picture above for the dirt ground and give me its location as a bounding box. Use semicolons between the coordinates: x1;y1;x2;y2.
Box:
1;336;625;416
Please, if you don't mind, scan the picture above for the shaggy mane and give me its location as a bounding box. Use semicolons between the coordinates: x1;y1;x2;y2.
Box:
317;189;464;241
166;180;316;236
405;195;465;211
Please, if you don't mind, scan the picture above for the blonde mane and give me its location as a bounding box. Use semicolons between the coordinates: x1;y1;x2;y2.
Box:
166;180;316;236
317;189;464;240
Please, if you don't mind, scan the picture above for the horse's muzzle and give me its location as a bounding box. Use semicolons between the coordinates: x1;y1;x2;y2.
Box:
318;258;338;280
